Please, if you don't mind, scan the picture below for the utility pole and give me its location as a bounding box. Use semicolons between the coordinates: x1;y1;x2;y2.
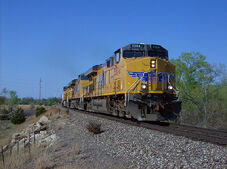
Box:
39;78;42;105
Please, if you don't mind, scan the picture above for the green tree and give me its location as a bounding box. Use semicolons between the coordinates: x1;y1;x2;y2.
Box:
20;97;38;105
1;88;9;96
0;88;9;105
8;91;19;111
0;96;7;105
11;107;25;124
0;108;9;120
171;52;226;128
41;97;60;106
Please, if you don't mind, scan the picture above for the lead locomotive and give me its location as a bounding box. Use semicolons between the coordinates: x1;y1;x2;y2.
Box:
62;43;181;121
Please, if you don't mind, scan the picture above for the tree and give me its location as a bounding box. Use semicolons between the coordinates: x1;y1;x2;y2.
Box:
20;97;37;105
0;96;7;105
171;52;226;127
1;88;9;97
0;108;9;120
8;91;19;111
41;97;60;106
11;107;25;124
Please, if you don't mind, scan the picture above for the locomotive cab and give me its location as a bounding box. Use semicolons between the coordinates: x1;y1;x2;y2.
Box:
113;44;181;121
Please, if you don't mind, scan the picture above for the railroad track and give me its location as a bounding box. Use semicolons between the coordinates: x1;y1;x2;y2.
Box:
61;106;227;146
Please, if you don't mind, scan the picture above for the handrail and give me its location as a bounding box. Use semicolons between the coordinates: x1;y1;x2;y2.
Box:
125;72;145;103
167;74;179;93
127;72;145;93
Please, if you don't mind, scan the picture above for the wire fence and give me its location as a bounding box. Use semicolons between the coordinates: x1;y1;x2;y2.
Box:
0;130;37;168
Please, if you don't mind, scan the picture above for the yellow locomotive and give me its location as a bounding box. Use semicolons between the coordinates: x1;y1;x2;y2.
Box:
62;43;181;121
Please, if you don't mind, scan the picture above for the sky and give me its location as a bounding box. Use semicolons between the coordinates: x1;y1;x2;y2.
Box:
0;0;227;98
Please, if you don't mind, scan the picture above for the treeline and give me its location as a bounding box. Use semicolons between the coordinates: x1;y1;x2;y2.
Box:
171;52;227;130
0;89;59;124
0;89;61;106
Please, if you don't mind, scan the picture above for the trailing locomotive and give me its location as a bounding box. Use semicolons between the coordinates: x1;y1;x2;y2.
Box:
62;43;181;121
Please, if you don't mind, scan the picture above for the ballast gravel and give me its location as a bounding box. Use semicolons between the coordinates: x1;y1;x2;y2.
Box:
50;109;227;169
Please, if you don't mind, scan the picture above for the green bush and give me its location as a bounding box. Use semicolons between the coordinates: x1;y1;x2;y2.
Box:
35;107;46;117
11;108;25;124
0;108;9;120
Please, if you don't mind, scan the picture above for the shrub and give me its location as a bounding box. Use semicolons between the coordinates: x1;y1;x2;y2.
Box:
86;121;103;134
11;108;25;124
35;107;46;117
0;108;9;120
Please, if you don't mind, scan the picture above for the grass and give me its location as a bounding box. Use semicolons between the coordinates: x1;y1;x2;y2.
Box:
0;144;54;169
34;151;54;169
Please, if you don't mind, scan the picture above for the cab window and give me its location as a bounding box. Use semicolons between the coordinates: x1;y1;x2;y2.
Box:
123;50;144;58
107;60;111;68
115;52;120;63
148;51;167;59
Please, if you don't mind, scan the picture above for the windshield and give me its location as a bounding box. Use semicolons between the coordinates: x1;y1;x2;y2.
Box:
148;51;168;59
123;50;144;58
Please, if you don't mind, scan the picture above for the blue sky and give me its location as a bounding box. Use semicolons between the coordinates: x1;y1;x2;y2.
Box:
0;0;227;98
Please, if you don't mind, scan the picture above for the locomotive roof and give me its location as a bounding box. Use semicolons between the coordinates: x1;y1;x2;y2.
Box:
114;43;168;53
67;79;78;86
84;64;104;77
78;73;89;80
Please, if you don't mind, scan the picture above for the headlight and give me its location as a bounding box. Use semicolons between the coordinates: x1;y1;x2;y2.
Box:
168;85;173;90
141;84;147;90
151;60;156;68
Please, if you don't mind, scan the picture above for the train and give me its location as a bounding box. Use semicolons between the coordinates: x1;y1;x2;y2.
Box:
62;43;181;121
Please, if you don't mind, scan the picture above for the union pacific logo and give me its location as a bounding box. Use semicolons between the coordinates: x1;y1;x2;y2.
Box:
127;71;174;83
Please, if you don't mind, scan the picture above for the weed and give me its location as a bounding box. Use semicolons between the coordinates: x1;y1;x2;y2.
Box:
86;121;103;134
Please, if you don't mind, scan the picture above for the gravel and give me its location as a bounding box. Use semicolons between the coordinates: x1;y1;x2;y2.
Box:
50;109;227;168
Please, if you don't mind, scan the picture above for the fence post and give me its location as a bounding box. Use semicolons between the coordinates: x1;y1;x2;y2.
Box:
17;141;19;154
10;145;12;156
1;146;5;168
28;132;31;157
33;131;35;144
24;139;26;153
